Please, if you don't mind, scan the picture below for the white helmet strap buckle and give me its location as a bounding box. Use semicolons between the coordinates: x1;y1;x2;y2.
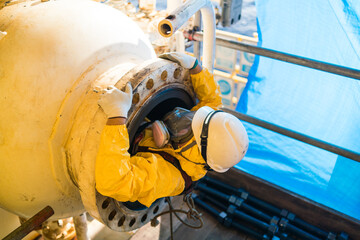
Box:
200;110;223;170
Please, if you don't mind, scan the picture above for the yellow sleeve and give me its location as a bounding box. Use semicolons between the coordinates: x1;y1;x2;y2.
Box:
95;125;184;207
190;68;223;111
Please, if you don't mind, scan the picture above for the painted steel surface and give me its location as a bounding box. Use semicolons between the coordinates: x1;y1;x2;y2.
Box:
0;0;155;219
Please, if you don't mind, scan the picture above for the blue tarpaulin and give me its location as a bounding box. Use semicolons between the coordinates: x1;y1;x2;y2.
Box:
236;0;360;220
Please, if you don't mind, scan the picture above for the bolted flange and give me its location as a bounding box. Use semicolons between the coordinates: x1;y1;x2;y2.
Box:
94;58;196;231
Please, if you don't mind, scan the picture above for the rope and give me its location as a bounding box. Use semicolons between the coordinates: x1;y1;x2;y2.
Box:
151;193;204;239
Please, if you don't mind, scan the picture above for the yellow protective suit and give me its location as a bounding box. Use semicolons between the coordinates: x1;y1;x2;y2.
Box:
95;68;222;207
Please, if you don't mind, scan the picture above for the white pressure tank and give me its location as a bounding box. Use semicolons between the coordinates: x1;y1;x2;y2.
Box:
0;0;156;220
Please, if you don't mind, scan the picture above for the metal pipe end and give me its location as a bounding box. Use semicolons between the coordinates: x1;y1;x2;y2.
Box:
158;19;173;38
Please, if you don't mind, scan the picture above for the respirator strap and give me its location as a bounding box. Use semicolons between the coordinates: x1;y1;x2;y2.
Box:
200;110;223;168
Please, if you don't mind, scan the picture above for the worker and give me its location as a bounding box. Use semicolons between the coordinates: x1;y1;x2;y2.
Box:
95;52;249;207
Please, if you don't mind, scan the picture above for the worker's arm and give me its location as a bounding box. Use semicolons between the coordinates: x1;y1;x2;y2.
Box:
159;52;222;111
96;84;184;207
95;124;185;207
189;64;222;111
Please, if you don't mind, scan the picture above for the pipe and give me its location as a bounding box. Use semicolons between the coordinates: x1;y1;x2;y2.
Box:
202;176;329;239
3;206;54;240
158;0;215;71
281;219;322;240
193;197;264;240
184;31;360;81
194;196;219;218
198;184;323;240
197;183;229;202
198;185;272;223
221;108;360;163
200;193;270;231
166;0;184;53
239;203;272;223
199;181;278;219
203;175;240;196
73;213;89;240
249;197;282;217
193;12;202;61
167;0;182;13
175;31;185;53
292;218;328;239
203;176;282;215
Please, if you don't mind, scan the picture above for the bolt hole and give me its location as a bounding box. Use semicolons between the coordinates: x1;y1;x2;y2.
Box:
238;14;241;20
132;92;140;105
102;199;110;209
173;68;181;79
146;78;154;89
129;218;136;227
153;206;159;214
161;71;168;81
166;15;175;20
231;18;234;24
108;210;117;221
141;214;148;223
118;216;126;227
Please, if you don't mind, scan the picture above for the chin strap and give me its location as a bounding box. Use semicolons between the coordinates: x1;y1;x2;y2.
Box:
200;110;223;169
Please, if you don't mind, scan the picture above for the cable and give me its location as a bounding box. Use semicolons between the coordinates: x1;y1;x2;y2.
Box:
150;193;204;239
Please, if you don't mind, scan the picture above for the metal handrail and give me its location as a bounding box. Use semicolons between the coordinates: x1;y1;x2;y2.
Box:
184;30;360;163
222;108;360;163
185;31;360;80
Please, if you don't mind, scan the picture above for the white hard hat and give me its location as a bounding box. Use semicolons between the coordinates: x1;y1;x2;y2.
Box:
191;106;249;173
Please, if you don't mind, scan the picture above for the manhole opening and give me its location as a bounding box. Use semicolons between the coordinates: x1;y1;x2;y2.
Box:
128;88;195;146
122;88;195;211
97;87;195;225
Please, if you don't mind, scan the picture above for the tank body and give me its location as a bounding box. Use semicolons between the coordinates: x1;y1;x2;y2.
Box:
0;0;155;219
